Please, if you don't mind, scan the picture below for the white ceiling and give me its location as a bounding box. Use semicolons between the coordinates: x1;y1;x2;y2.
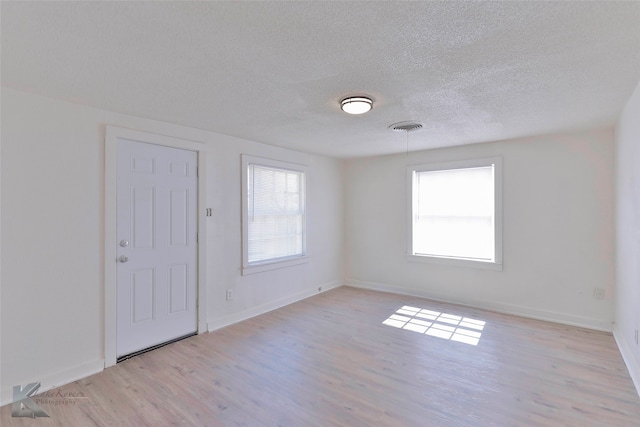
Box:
2;1;639;158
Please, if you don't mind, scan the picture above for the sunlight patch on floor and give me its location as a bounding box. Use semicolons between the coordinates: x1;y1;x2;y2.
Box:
383;305;486;345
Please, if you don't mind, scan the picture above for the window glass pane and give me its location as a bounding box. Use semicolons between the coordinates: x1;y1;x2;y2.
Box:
414;165;494;260
247;164;305;264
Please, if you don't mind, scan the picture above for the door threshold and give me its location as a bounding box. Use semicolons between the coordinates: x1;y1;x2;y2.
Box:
117;332;197;363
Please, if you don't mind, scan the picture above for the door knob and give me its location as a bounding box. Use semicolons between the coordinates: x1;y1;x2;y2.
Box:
119;240;129;247
119;255;129;263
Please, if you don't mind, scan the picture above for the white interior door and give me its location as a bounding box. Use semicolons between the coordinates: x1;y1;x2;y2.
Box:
116;139;198;358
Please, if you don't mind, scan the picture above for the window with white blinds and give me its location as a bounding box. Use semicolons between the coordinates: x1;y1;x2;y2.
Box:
408;158;502;269
242;155;308;274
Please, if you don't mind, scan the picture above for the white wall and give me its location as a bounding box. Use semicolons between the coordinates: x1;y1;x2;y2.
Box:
0;89;344;404
345;129;615;331
0;89;3;410
614;79;640;395
203;119;344;331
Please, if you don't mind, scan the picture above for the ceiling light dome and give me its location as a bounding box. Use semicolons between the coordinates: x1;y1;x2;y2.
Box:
341;96;373;115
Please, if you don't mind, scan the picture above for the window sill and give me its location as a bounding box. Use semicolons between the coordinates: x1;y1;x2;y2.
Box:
406;254;503;271
242;255;309;276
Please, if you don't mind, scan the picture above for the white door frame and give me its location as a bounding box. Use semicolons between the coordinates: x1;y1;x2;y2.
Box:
104;125;207;368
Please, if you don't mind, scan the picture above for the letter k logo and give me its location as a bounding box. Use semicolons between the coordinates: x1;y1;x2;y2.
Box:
12;382;50;418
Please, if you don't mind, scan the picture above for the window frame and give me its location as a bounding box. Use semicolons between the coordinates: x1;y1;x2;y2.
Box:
241;155;309;275
406;157;503;271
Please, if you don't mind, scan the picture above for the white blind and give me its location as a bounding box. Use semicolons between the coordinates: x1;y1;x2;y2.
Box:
247;164;305;264
413;165;494;261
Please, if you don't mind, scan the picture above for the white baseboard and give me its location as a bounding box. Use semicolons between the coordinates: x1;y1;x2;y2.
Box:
208;280;343;332
613;329;640;399
346;279;614;332
1;358;104;407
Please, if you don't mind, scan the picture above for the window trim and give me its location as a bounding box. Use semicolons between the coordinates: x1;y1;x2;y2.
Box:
241;155;309;275
406;157;503;271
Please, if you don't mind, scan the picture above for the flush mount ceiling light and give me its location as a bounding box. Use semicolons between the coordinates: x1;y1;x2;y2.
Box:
340;96;373;115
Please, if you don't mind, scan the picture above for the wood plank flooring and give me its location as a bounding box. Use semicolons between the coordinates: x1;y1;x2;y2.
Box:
2;286;640;426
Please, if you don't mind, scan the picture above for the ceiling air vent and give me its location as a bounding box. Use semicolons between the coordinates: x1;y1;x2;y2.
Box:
389;121;423;132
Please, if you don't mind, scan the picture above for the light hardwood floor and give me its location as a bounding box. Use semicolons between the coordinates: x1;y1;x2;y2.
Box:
2;286;640;426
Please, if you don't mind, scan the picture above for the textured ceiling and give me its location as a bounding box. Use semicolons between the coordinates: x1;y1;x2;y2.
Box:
2;1;639;158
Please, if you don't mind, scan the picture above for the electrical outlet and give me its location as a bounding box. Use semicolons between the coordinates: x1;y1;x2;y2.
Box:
593;288;605;300
226;289;234;301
